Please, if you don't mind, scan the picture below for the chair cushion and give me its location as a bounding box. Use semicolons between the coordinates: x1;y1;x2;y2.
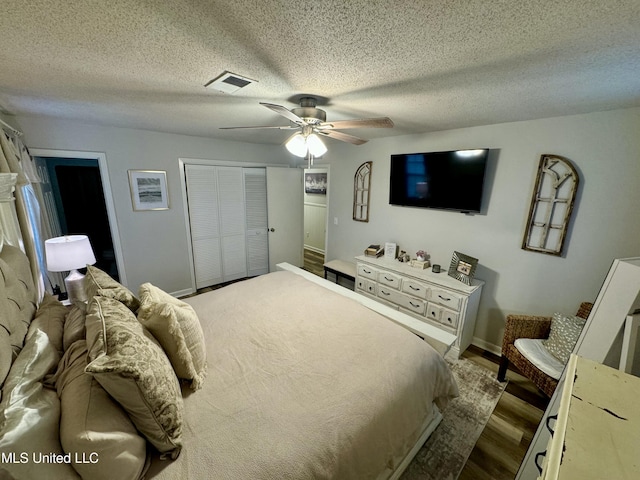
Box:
543;312;586;364
515;338;564;380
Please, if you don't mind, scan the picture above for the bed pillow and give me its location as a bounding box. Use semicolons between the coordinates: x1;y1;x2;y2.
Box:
0;329;81;479
56;340;149;480
63;303;87;351
84;265;140;312
27;293;68;355
543;312;587;364
84;295;183;458
138;283;207;390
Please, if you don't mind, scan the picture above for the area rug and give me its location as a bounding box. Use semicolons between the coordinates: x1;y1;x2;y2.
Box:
401;358;507;480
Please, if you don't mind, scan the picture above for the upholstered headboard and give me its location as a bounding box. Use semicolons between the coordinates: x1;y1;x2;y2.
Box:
0;243;37;387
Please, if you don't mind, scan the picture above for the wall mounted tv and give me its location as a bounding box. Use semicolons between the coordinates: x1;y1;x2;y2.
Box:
389;149;489;213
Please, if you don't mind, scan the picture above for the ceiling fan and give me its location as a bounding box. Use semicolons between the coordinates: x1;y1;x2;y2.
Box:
220;96;394;158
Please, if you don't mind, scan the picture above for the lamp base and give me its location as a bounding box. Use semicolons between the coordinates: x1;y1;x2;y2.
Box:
64;269;87;304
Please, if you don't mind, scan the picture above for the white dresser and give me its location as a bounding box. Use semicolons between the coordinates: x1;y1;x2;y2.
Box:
355;255;483;358
537;354;640;479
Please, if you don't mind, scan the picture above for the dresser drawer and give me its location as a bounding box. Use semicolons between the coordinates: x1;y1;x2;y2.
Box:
357;264;378;281
401;279;429;299
356;277;377;295
378;287;426;315
426;302;442;321
439;308;459;329
378;271;402;290
429;288;462;311
399;296;426;315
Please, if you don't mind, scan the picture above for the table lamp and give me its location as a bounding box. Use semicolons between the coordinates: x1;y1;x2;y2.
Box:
45;235;96;303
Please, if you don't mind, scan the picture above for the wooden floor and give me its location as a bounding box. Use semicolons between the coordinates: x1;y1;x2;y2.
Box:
457;347;547;479
303;248;325;277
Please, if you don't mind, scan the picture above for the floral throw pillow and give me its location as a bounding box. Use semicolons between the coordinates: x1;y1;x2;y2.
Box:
85;295;183;458
84;265;140;312
543;312;587;364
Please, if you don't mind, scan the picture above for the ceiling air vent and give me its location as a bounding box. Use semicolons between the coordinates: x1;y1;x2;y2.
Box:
205;71;257;94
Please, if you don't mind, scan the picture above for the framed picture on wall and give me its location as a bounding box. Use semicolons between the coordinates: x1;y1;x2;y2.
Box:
305;172;327;194
128;170;169;211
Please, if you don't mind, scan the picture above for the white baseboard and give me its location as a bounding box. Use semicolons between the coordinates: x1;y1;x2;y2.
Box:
471;336;502;356
303;245;325;254
171;288;194;298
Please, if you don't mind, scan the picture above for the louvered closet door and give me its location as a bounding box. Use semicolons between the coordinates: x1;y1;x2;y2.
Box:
216;167;247;282
185;165;222;288
243;168;268;276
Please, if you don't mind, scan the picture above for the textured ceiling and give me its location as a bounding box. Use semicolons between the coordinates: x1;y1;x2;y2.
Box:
1;0;639;145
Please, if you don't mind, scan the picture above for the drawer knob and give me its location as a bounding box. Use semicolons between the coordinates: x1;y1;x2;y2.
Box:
438;294;451;302
384;276;394;281
410;285;420;291
410;301;420;307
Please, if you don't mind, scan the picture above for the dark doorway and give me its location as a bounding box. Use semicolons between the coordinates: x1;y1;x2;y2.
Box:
44;158;119;280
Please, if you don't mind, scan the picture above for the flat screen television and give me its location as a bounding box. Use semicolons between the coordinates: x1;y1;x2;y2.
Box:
389;149;489;213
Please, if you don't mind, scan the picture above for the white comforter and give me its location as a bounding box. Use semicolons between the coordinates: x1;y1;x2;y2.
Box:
146;271;458;479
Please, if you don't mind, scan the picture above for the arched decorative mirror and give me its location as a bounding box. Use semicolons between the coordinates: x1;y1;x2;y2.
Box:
353;162;372;222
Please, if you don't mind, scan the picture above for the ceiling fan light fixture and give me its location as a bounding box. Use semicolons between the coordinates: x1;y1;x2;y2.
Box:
285;133;308;157
306;133;327;157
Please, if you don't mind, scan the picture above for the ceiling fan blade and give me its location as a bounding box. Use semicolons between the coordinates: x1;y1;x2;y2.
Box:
219;125;298;130
260;102;307;126
317;129;368;145
319;117;394;130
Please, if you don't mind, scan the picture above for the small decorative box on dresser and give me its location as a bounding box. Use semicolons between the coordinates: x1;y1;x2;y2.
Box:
355;255;484;358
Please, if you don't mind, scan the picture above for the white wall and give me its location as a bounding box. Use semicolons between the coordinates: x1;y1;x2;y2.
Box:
319;107;640;351
13;108;640;350
16;116;290;295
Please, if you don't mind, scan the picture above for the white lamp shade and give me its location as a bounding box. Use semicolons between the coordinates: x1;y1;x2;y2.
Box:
306;134;327;157
45;235;97;272
285;133;308;157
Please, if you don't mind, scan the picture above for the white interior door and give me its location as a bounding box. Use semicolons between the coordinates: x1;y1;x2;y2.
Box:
217;167;247;282
266;167;303;270
185;165;223;288
244;168;269;276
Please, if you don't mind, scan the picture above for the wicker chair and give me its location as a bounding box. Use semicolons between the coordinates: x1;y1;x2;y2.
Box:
497;302;593;397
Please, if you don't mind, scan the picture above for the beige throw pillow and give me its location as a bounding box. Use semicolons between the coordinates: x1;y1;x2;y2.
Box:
56;340;149;480
28;293;68;355
85;296;183;458
63;304;87;352
138;283;207;390
543;312;587;364
84;265;140;312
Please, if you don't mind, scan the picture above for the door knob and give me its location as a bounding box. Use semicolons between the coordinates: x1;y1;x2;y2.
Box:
269;228;275;232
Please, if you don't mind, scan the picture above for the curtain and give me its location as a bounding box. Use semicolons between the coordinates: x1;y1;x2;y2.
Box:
0;173;21;249
0;131;46;300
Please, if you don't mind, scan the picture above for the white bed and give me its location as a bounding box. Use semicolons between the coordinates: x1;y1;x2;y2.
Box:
146;270;458;479
0;231;458;479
